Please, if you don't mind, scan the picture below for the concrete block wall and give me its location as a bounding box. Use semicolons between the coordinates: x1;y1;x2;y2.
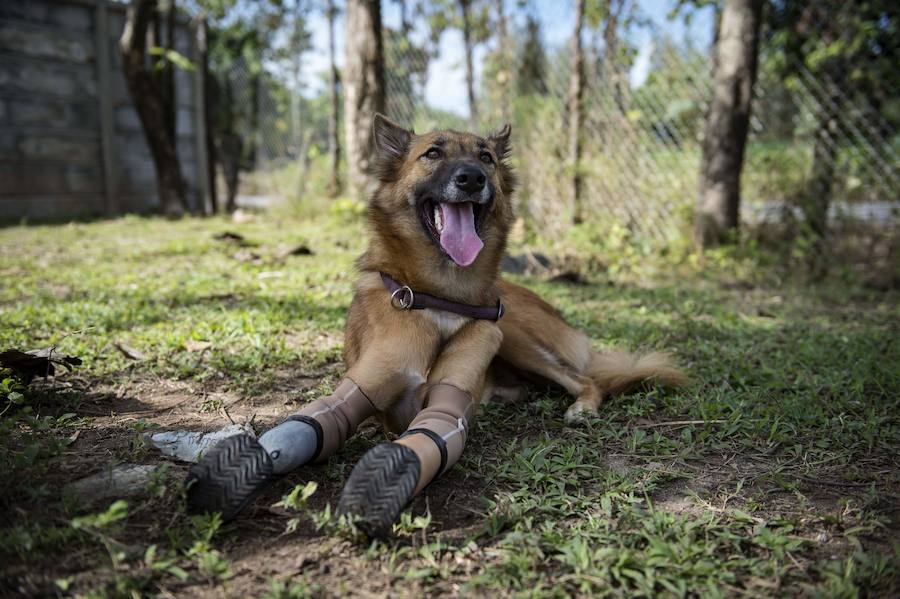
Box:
0;0;207;222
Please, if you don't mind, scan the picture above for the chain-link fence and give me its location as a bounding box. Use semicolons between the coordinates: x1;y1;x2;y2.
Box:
220;4;899;244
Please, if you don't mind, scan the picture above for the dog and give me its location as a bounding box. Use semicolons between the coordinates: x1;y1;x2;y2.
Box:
187;115;687;532
342;115;687;431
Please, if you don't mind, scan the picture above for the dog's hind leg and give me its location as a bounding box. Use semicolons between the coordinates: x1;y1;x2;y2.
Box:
480;359;528;405
502;346;603;425
338;320;502;536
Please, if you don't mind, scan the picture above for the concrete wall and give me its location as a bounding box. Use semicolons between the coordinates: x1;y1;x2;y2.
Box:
0;0;207;222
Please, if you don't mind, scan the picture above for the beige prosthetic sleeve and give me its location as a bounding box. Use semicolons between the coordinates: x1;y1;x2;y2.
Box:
395;383;474;495
294;378;376;462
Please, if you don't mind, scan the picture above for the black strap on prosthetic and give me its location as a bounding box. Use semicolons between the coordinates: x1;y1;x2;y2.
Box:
401;428;448;476
287;415;324;462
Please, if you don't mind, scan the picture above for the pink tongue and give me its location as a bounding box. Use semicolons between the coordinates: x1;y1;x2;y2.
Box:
439;202;484;266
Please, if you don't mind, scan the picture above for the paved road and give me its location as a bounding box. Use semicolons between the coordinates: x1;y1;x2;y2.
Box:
745;201;899;225
238;194;898;227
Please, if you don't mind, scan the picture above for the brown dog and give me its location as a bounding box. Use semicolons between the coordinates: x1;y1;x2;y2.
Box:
342;115;687;431
187;115;686;532
328;115;688;532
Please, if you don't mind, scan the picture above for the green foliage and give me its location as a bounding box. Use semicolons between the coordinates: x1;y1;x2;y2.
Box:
71;500;130;532
148;47;195;72
392;511;432;537
766;1;899;114
275;481;318;533
420;0;492;47
630;37;707;136
516;15;549;97
262;577;321;599
384;27;431;124
1;375;26;417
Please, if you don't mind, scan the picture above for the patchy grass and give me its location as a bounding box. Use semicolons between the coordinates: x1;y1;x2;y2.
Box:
0;212;898;597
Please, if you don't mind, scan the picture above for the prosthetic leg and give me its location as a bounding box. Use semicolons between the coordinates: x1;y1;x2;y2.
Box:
337;383;474;536
186;378;375;520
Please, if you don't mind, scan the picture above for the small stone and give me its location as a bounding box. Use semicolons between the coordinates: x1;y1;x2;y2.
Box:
65;464;157;503
147;424;255;462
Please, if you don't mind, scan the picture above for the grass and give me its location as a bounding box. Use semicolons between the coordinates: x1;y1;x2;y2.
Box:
0;211;898;597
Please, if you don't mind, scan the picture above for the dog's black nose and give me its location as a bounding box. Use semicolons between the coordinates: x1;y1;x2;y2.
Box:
453;165;487;194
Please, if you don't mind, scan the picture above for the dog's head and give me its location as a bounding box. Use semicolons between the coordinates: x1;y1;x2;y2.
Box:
368;114;516;270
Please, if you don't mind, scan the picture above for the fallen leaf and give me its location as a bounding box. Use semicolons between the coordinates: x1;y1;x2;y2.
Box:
114;342;146;361
213;231;246;243
231;209;255;224
548;270;588;285
257;271;284;279
184;340;212;353
277;244;314;259
232;250;263;264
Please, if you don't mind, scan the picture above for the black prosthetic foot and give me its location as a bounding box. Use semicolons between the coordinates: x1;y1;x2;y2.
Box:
337;443;420;537
186;433;275;521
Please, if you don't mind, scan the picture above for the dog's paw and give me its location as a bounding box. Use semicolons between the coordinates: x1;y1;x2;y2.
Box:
564;402;598;427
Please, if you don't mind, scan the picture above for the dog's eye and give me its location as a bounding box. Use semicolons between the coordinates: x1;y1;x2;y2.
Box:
480;151;494;165
425;147;442;160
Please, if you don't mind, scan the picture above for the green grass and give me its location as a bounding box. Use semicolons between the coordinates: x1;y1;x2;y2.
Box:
0;212;898;597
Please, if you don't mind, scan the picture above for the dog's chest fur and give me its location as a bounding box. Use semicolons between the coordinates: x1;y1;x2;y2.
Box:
424;309;469;339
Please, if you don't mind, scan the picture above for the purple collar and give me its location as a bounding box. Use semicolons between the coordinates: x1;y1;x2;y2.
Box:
380;272;505;321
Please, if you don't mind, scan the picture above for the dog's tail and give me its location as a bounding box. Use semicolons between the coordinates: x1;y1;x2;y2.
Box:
587;350;689;397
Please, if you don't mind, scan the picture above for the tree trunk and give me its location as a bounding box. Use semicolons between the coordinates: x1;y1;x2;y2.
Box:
459;0;478;129
803;76;840;278
163;0;176;142
807;113;838;239
568;0;586;224
221;132;241;213
804;59;842;244
603;0;628;116
219;74;241;213
120;0;187;217
199;18;218;214
494;0;511;124
327;0;342;196
344;0;385;198
397;0;411;35
694;0;762;249
248;71;260;169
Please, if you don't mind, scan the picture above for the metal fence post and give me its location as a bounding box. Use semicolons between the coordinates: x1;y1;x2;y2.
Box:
192;18;210;214
95;0;117;216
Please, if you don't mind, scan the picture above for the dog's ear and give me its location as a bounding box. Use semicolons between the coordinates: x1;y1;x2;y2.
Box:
489;124;516;196
489;124;512;162
372;114;413;180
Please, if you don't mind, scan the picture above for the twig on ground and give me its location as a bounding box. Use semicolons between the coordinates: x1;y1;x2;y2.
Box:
798;476;880;488
221;404;235;425
635;419;728;428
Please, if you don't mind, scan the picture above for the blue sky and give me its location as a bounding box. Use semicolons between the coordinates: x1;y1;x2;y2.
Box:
298;0;715;117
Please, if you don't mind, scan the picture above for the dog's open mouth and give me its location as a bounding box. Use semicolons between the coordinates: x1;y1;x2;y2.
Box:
420;200;485;267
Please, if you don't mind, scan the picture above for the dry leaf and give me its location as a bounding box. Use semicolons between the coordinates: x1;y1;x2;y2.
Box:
213;231;248;244
231;209;255;224
114;342;146;361
548;270;588;285
277;244;314;259
231;249;263;264
184;340;212;353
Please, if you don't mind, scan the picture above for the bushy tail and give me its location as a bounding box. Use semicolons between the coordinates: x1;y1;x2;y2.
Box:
587;350;689;396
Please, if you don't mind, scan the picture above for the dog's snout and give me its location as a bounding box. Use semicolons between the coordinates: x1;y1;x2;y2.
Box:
453;165;486;194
